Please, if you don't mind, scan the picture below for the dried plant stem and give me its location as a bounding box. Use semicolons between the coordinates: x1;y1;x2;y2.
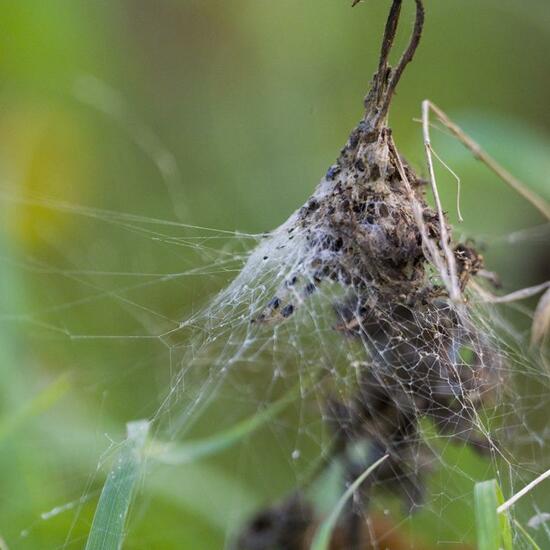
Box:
376;0;403;80
429;146;463;222
472;280;550;305
382;0;424;116
371;0;425;127
388;135;456;295
498;466;550;514
422;101;461;302
424;100;550;220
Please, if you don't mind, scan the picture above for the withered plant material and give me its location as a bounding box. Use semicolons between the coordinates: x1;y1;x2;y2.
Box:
256;0;446;326
532;286;550;347
233;0;529;548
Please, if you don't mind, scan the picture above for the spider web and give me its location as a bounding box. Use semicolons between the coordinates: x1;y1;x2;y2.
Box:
1;88;550;550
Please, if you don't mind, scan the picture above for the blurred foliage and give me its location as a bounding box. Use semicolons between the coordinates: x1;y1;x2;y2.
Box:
0;1;549;548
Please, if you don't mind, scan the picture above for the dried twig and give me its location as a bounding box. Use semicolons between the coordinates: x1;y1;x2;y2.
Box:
422;101;461;302
532;287;550;346
473;280;550;305
369;0;425;127
388;135;454;292
430;146;463;222
498;466;550;514
423;101;550;220
379;0;424;122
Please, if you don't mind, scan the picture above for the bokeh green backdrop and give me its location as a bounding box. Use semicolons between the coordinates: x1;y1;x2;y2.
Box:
1;1;549;548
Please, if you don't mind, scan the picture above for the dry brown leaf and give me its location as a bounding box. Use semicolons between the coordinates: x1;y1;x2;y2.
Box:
532;286;550;346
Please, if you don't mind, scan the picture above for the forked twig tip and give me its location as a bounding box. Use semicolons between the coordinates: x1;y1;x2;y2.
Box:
364;0;425;127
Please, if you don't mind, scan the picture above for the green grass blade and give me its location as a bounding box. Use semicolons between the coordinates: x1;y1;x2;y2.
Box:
310;454;388;550
0;373;72;445
85;420;150;550
148;462;259;533
150;389;296;465
475;480;500;550
500;512;514;550
475;479;513;550
513;519;542;550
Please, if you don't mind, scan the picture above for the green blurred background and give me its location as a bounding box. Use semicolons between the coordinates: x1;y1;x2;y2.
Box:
0;1;549;548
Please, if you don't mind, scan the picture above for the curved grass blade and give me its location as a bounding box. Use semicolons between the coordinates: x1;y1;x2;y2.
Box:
474;479;512;550
151;388;297;465
514;519;542;550
310;454;388;550
0;373;72;445
85;420;150;550
148;462;259;533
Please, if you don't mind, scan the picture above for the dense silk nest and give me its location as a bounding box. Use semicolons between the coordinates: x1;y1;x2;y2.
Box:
233;1;509;548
